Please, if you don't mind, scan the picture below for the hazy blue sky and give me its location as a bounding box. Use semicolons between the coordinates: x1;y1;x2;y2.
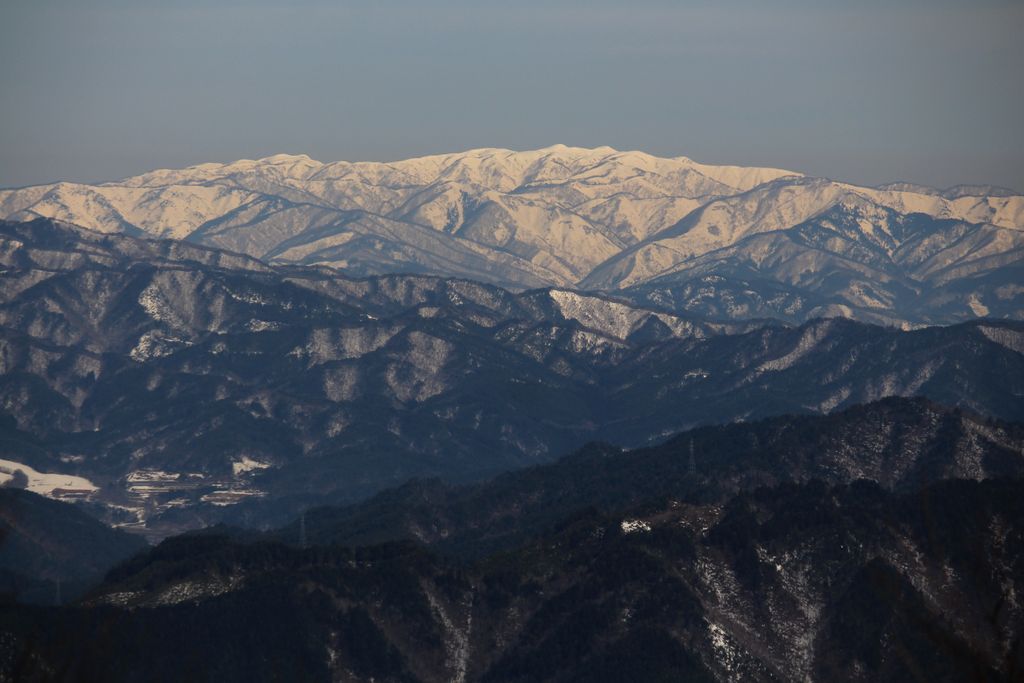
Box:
1;0;1022;190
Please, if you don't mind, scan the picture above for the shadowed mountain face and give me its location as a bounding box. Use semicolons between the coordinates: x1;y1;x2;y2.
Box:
269;397;1024;558
0;397;1021;681
0;489;147;605
2;477;1020;682
1;147;1022;326
1;220;1024;536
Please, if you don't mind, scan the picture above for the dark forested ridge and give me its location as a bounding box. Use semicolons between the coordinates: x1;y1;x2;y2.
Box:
2;477;1020;682
0;399;1022;681
268;396;1024;557
0;489;147;605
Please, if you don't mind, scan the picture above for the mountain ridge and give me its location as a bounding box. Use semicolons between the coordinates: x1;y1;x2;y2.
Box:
3;450;1021;681
269;395;1024;557
3;146;1022;326
2;219;1023;537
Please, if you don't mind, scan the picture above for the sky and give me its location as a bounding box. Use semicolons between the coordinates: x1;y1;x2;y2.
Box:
1;0;1022;190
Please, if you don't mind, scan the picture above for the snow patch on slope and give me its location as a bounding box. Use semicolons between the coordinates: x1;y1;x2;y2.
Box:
0;458;98;497
979;325;1024;355
758;321;833;373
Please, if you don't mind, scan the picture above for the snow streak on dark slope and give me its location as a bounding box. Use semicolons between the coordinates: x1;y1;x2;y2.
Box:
1;219;1023;535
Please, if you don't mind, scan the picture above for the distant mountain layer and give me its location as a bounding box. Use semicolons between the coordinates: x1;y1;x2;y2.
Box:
1;220;1023;536
4;400;1023;681
2;146;1022;325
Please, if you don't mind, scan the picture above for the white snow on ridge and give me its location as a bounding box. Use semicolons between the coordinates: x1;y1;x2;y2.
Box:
686;159;801;192
549;289;652;340
979;325;1024;355
3;146;1021;303
548;288;708;340
848;183;1024;232
758;320;833;373
0;146;805;268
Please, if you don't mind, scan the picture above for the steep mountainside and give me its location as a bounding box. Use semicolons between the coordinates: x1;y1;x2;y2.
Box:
2;477;1020;682
2;147;1022;325
1;398;1022;681
2;220;1023;536
0;489;147;604
607;194;1024;325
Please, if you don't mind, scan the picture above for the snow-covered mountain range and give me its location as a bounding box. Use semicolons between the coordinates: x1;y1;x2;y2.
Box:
2;145;1023;325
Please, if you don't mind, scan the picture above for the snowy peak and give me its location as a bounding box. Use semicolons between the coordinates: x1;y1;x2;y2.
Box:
0;145;805;282
1;146;1022;326
51;145;801;196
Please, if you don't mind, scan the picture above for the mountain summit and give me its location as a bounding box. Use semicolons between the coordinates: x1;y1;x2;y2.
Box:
2;146;1022;325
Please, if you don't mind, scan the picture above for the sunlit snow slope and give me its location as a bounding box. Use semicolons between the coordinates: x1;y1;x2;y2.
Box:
2;146;1022;324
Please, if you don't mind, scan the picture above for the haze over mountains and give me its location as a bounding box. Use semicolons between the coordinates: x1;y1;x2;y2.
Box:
2;146;1023;326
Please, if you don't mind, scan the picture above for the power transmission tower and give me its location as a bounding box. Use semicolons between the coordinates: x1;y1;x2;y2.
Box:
688;438;696;477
